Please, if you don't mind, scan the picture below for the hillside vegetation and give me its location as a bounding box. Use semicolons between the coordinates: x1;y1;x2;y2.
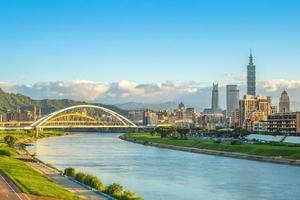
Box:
0;88;126;115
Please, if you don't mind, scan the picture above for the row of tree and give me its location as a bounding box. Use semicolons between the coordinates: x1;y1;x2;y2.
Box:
152;126;250;139
64;168;143;200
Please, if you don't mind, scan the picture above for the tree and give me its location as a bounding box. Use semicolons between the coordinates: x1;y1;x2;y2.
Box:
4;135;17;147
105;183;123;196
233;128;249;138
83;174;105;191
177;128;190;139
75;172;87;183
119;190;144;200
155;126;177;138
64;168;76;177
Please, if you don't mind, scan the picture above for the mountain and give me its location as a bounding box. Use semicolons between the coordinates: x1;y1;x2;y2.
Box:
115;101;180;111
0;88;127;116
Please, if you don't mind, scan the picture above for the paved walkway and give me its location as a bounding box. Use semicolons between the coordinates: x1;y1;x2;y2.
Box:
18;151;107;200
0;172;29;200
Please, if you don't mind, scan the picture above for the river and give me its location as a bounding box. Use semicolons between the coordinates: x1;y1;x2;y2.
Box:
27;133;300;200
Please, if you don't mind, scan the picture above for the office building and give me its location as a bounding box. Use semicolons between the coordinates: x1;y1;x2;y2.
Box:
247;50;256;96
279;90;290;113
211;83;220;113
226;85;240;117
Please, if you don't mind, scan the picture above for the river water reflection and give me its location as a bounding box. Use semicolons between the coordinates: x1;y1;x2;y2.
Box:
28;133;300;200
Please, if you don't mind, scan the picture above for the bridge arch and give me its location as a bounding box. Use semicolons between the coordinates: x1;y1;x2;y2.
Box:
31;105;137;128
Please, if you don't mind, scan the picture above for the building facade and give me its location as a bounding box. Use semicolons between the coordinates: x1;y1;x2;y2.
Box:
279;90;290;113
268;112;300;135
211;83;220;113
247;50;256;96
226;85;240;117
142;109;158;125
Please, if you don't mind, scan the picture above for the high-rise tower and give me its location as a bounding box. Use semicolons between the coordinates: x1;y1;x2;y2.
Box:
211;83;219;113
247;50;256;96
279;90;290;113
226;85;240;117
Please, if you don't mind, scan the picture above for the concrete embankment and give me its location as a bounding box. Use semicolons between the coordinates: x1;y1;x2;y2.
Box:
120;136;300;167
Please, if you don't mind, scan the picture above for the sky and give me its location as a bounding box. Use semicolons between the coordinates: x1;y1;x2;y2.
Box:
1;0;300;109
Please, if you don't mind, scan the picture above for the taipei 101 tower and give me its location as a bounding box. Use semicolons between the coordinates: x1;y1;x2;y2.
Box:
247;50;256;96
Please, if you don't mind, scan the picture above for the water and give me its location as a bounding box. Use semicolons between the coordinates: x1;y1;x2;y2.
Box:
28;133;300;200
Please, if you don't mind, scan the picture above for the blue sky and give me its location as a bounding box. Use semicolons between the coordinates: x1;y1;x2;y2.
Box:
1;0;299;83
1;0;300;108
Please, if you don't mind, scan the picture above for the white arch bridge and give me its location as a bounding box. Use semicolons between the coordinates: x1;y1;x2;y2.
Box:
0;105;137;130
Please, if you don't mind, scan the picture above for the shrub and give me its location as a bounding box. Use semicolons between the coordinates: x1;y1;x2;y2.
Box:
230;140;242;145
105;183;123;196
213;139;222;144
119;190;144;200
83;174;105;191
64;168;76;177
75;172;87;183
4;135;17;147
0;149;12;157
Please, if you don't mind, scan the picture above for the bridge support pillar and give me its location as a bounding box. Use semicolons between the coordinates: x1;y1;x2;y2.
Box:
35;127;43;137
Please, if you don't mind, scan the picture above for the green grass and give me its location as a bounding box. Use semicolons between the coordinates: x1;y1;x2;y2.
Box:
0;156;79;199
0;130;70;143
125;133;300;159
0;144;17;157
0;130;79;199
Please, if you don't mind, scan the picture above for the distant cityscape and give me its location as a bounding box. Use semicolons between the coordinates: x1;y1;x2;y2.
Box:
128;51;298;135
0;51;298;135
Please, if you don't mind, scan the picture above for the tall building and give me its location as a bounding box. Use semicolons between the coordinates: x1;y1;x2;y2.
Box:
211;83;219;113
247;50;256;96
239;94;256;128
279;90;290;113
142;109;158;125
226;85;240;117
239;95;274;131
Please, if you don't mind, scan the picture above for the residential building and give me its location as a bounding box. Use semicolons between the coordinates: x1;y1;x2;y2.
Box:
128;111;143;124
142;109;158;125
268;112;300;135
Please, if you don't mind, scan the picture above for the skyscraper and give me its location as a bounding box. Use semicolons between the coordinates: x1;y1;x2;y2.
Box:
279;90;290;113
247;50;256;96
211;83;219;113
226;85;240;117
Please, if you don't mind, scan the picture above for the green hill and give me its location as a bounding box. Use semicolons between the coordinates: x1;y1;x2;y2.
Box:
0;88;127;116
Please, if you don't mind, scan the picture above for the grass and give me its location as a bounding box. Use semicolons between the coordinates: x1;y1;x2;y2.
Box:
0;130;79;200
0;156;79;199
0;130;70;143
124;133;300;159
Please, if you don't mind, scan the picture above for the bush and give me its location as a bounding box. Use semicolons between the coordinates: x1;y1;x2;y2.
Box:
230;140;242;145
213;139;222;144
75;172;87;183
4;135;17;147
119;190;144;200
0;149;12;157
64;168;76;177
83;174;105;191
105;183;123;196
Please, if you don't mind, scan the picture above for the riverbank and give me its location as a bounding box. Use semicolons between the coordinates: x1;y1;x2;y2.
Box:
121;133;300;166
0;130;81;199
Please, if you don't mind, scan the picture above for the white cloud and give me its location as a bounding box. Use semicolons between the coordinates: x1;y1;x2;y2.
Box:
0;80;109;101
258;79;300;92
1;79;300;111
